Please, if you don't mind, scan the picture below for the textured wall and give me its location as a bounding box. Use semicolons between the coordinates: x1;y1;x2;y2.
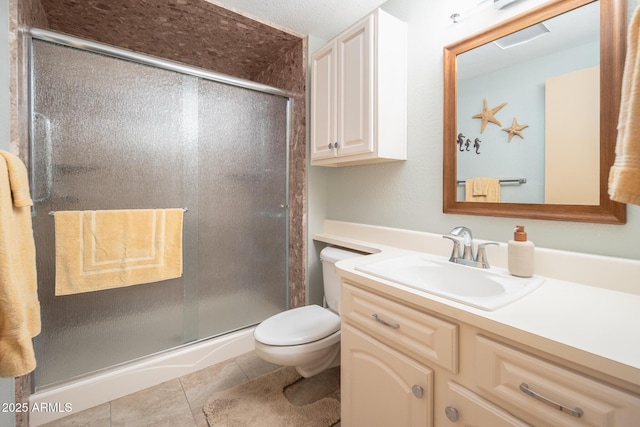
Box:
39;0;302;80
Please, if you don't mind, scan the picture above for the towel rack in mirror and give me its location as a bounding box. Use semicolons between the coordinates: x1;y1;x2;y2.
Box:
456;178;527;186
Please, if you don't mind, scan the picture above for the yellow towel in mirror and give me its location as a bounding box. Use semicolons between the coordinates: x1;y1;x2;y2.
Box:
55;209;183;295
465;178;500;202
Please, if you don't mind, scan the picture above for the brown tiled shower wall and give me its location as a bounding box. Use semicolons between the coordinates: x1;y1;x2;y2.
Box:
8;1;307;425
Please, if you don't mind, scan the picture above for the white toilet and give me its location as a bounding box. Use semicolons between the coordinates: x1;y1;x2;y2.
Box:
254;246;363;377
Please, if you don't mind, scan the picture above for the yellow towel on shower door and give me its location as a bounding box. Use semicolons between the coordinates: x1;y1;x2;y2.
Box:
55;209;183;295
0;150;41;378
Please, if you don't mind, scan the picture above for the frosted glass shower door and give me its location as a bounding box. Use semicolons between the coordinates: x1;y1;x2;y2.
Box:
29;38;289;388
195;81;289;339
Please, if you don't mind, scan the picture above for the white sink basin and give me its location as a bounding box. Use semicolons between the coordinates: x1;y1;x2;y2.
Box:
356;254;544;311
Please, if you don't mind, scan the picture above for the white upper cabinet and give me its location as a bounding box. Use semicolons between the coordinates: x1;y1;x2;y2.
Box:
310;9;407;167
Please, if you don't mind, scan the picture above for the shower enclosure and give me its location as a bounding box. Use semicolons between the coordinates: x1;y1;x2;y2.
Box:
28;30;290;389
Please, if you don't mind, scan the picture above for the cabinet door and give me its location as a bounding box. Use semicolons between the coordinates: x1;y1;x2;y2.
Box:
442;382;531;426
342;324;433;427
336;14;375;157
310;41;337;160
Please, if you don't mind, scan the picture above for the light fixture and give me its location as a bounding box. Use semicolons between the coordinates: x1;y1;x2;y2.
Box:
450;0;494;24
494;0;521;10
493;22;550;49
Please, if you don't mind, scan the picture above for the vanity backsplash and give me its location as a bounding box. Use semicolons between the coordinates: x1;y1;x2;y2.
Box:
314;220;640;295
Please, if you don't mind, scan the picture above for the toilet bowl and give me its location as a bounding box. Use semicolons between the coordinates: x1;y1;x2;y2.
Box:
253;246;364;377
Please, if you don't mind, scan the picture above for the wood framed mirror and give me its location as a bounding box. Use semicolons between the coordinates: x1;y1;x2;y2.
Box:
443;0;626;224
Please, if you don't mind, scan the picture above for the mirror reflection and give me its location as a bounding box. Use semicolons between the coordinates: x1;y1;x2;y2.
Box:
443;0;626;224
456;1;599;204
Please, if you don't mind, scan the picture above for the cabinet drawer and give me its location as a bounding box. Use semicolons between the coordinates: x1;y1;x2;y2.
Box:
443;382;531;426
475;335;640;427
341;282;458;372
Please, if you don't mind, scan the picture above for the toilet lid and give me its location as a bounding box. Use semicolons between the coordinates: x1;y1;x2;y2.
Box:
254;305;340;346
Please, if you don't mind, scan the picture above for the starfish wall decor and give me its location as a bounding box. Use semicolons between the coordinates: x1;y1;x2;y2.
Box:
502;117;529;142
472;98;507;133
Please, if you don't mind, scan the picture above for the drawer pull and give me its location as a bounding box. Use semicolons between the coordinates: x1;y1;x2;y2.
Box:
371;313;399;329
519;383;584;418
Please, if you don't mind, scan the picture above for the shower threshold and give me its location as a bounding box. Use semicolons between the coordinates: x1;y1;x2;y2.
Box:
28;327;256;426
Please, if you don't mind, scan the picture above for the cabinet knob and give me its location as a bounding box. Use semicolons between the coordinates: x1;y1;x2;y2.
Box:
444;406;459;422
334;142;340;148
328;143;333;149
411;385;424;399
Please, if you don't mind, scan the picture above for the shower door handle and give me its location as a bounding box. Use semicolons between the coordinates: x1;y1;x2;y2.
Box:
30;112;53;204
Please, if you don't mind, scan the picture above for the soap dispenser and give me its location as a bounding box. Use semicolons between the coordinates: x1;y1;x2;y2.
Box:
508;225;534;278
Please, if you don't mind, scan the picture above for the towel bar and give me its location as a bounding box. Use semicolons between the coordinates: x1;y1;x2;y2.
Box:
48;207;189;216
456;178;526;185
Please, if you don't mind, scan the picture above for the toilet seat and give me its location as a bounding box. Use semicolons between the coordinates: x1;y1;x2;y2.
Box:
254;305;340;346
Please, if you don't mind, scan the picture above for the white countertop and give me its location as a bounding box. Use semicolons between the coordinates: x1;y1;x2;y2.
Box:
313;220;640;390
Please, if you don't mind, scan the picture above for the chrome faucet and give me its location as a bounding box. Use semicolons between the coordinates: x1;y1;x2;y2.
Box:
443;226;497;269
450;226;474;260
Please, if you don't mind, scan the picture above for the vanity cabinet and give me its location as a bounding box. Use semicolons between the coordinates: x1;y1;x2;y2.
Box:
340;279;640;427
310;9;407;167
341;282;455;426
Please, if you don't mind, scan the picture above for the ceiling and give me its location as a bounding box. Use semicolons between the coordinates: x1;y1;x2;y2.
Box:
207;0;388;40
458;1;599;80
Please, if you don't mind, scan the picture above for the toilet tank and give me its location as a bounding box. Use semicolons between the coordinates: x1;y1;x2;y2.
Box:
320;247;364;313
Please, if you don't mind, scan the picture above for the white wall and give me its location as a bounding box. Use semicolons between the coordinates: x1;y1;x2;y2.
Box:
308;0;640;275
0;0;16;423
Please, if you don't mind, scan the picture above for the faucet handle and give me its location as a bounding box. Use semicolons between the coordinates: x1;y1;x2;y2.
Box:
443;235;463;262
475;242;499;268
449;226;473;245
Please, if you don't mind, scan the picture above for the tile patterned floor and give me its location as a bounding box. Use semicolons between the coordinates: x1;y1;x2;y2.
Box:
41;352;341;427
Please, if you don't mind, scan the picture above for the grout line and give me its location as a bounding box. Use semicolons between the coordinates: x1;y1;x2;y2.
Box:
177;376;199;426
233;357;252;382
